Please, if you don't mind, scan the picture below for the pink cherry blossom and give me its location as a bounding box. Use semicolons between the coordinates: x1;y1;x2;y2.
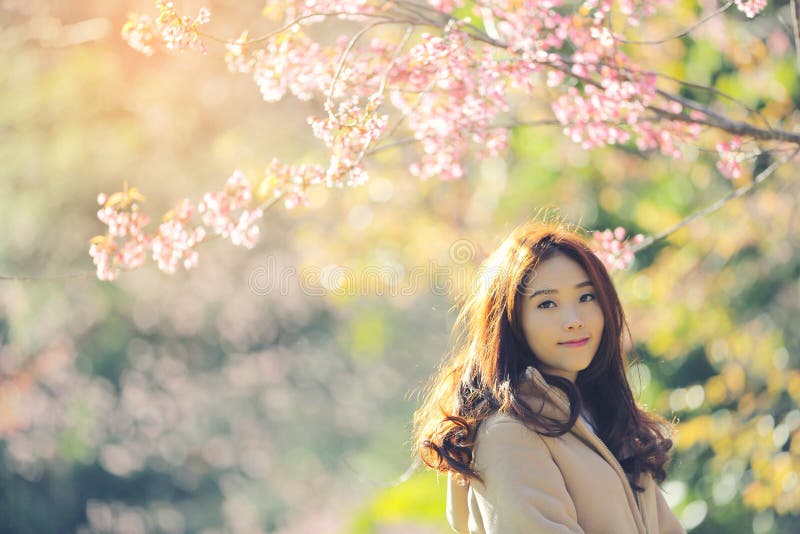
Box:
390;23;509;180
151;199;207;273
590;227;645;273
716;136;745;179
121;1;211;56
90;187;152;280
105;0;783;280
90;174;264;280
251;29;329;102
734;0;768;18
120;13;157;56
308;93;388;186
265;159;327;210
426;0;463;14
198;170;264;248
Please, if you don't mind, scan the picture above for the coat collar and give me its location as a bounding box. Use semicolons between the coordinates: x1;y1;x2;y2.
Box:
517;365;636;458
447;367;650;534
516;365;646;533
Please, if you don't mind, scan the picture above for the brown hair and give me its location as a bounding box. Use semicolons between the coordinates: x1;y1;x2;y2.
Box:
412;220;673;491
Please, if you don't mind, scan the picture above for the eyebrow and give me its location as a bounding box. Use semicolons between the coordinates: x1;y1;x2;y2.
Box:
528;280;594;299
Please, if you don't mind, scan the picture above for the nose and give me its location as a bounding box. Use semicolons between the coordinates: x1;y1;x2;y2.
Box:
563;310;584;331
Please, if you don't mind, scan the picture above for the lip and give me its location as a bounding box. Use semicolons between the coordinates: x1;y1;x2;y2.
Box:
559;337;589;347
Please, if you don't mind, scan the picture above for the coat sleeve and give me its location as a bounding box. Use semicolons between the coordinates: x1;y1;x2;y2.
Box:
471;417;586;534
655;484;686;534
446;472;470;533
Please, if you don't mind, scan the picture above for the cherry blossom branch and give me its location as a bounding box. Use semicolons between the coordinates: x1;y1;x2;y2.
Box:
651;91;800;145
7;144;796;283
513;53;773;134
544;57;798;145
651;72;775;132
97;0;787;280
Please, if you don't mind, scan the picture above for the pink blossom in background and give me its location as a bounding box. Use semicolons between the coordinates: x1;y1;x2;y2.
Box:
91;172;265;280
121;1;211;56
90;192;152;280
151;199;207;273
251;30;329;102
734;0;768;18
391;23;509;180
265;159;327;210
120;13;157;56
198;171;264;248
716;136;745;179
591;227;645;273
309;94;388;186
426;0;463;13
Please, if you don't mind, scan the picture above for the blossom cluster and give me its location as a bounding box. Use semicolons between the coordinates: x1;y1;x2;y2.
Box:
121;0;210;56
734;0;768;18
309;94;388;186
90;172;263;280
715;136;745;180
151;199;206;274
390;23;510;179
90;188;151;281
120;0;766;183
264;159;327;210
590;227;645;273
199;170;264;248
105;0;771;279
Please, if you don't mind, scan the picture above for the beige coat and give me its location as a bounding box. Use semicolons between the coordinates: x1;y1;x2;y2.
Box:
446;367;685;534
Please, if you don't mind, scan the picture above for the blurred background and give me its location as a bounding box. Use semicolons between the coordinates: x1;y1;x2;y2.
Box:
1;0;799;532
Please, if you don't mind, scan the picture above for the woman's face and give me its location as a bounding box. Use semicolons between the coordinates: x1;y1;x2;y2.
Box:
519;252;605;382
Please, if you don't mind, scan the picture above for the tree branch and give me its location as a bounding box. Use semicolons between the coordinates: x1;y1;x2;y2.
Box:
631;147;800;254
651;91;800;144
651;72;775;132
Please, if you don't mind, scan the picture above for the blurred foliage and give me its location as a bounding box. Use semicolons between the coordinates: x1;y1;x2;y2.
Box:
0;1;799;533
345;471;448;534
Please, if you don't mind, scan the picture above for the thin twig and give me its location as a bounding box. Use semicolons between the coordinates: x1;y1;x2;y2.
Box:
199;11;398;46
327;21;393;104
376;25;414;98
791;0;800;70
0;270;95;281
614;1;733;45
631;147;800;254
367;136;418;155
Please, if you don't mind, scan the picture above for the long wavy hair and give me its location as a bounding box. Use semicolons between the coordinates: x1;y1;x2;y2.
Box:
413;220;673;491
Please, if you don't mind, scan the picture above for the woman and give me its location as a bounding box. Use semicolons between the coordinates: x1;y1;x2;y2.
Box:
413;221;685;533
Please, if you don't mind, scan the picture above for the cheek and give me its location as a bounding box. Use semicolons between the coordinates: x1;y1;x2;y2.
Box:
590;307;605;333
520;313;541;345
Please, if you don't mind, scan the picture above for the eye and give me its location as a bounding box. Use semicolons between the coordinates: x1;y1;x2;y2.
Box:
537;300;556;309
580;293;596;303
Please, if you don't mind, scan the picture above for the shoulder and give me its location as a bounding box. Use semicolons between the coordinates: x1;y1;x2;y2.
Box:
474;412;552;465
478;411;549;439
